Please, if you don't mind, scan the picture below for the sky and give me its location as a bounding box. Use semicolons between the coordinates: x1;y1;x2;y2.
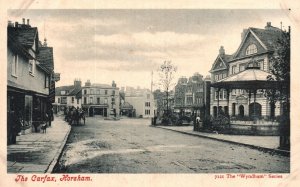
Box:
8;9;291;90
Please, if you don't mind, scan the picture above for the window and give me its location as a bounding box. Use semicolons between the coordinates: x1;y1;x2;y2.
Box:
77;99;79;104
97;98;100;104
223;90;227;100
72;97;74;103
145;109;150;115
29;60;34;74
232;65;237;74
232;89;236;96
96;90;100;94
83;89;87;94
12;54;18;76
246;44;257;55
145;102;150;107
112;90;115;95
112;98;115;104
215;75;218;81
105;90;108;95
214;91;219;100
61;97;67;104
222;73;226;79
104;98;108;104
90;97;93;104
90;89;94;94
84;97;87;104
58;98;61;103
45;75;49;88
61;91;66;95
239;64;246;72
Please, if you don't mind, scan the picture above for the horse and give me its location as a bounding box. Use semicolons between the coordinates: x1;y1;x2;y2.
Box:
79;111;86;125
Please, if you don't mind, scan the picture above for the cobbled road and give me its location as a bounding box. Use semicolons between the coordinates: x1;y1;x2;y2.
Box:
54;117;289;173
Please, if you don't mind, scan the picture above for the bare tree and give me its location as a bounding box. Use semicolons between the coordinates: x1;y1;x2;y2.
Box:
158;60;177;114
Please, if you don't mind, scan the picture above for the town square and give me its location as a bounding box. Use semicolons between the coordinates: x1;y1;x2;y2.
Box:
6;9;291;176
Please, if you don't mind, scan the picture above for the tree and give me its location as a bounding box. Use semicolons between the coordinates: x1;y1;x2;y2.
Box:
265;27;290;150
158;60;177;114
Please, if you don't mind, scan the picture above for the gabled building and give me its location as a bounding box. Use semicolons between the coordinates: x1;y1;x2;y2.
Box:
7;19;56;144
54;79;82;113
210;22;285;119
174;73;210;118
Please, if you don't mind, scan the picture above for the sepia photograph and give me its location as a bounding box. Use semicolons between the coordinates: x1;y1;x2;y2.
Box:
1;1;299;186
6;9;291;174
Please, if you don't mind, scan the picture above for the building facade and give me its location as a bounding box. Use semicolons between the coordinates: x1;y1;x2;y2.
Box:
210;22;284;119
54;79;82;113
174;73;210;119
7;19;56;144
81;80;120;117
125;87;156;118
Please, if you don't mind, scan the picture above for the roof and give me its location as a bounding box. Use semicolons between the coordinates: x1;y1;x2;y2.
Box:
211;67;282;89
7;26;39;50
121;102;133;109
212;25;285;69
250;27;283;51
210;54;233;73
56;84;82;97
84;83;116;89
36;47;54;72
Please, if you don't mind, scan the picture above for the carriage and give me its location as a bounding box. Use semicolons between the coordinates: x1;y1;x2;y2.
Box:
65;108;86;126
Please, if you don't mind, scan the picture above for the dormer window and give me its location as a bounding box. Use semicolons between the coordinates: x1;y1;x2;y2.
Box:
246;44;257;55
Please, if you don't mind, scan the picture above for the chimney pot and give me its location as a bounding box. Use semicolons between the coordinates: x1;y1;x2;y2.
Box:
22;18;25;24
15;22;18;27
267;22;271;27
27;19;30;25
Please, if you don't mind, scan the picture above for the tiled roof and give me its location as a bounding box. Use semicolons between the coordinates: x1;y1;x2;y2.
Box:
37;47;54;72
250;27;283;51
56;85;82;97
7;26;38;50
55;85;74;96
222;54;233;63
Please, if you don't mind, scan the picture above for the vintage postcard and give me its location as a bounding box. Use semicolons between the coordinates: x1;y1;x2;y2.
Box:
1;0;300;187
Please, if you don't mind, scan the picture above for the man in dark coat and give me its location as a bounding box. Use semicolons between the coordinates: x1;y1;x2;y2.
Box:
8;110;22;144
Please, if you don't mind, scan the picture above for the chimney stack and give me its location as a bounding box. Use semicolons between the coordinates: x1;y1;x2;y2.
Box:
22;18;25;24
15;22;18;28
112;80;116;88
27;19;30;25
43;38;47;47
219;46;225;56
7;21;13;27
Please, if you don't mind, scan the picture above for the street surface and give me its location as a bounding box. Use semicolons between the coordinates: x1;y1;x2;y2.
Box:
54;117;289;173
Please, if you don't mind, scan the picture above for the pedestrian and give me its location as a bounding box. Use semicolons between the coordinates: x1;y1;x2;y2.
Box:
8;110;22;144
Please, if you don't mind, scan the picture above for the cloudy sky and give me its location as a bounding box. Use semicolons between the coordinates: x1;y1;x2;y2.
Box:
8;9;291;90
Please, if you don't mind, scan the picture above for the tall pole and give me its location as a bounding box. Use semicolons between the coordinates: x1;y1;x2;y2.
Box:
151;70;153;92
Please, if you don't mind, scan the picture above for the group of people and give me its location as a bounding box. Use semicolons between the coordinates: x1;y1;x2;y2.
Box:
8;107;54;145
64;107;86;125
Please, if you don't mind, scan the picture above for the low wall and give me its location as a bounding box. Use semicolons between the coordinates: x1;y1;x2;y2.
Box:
223;124;279;136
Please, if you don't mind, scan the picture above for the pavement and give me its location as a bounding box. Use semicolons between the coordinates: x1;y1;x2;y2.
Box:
7;115;71;173
155;125;290;156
